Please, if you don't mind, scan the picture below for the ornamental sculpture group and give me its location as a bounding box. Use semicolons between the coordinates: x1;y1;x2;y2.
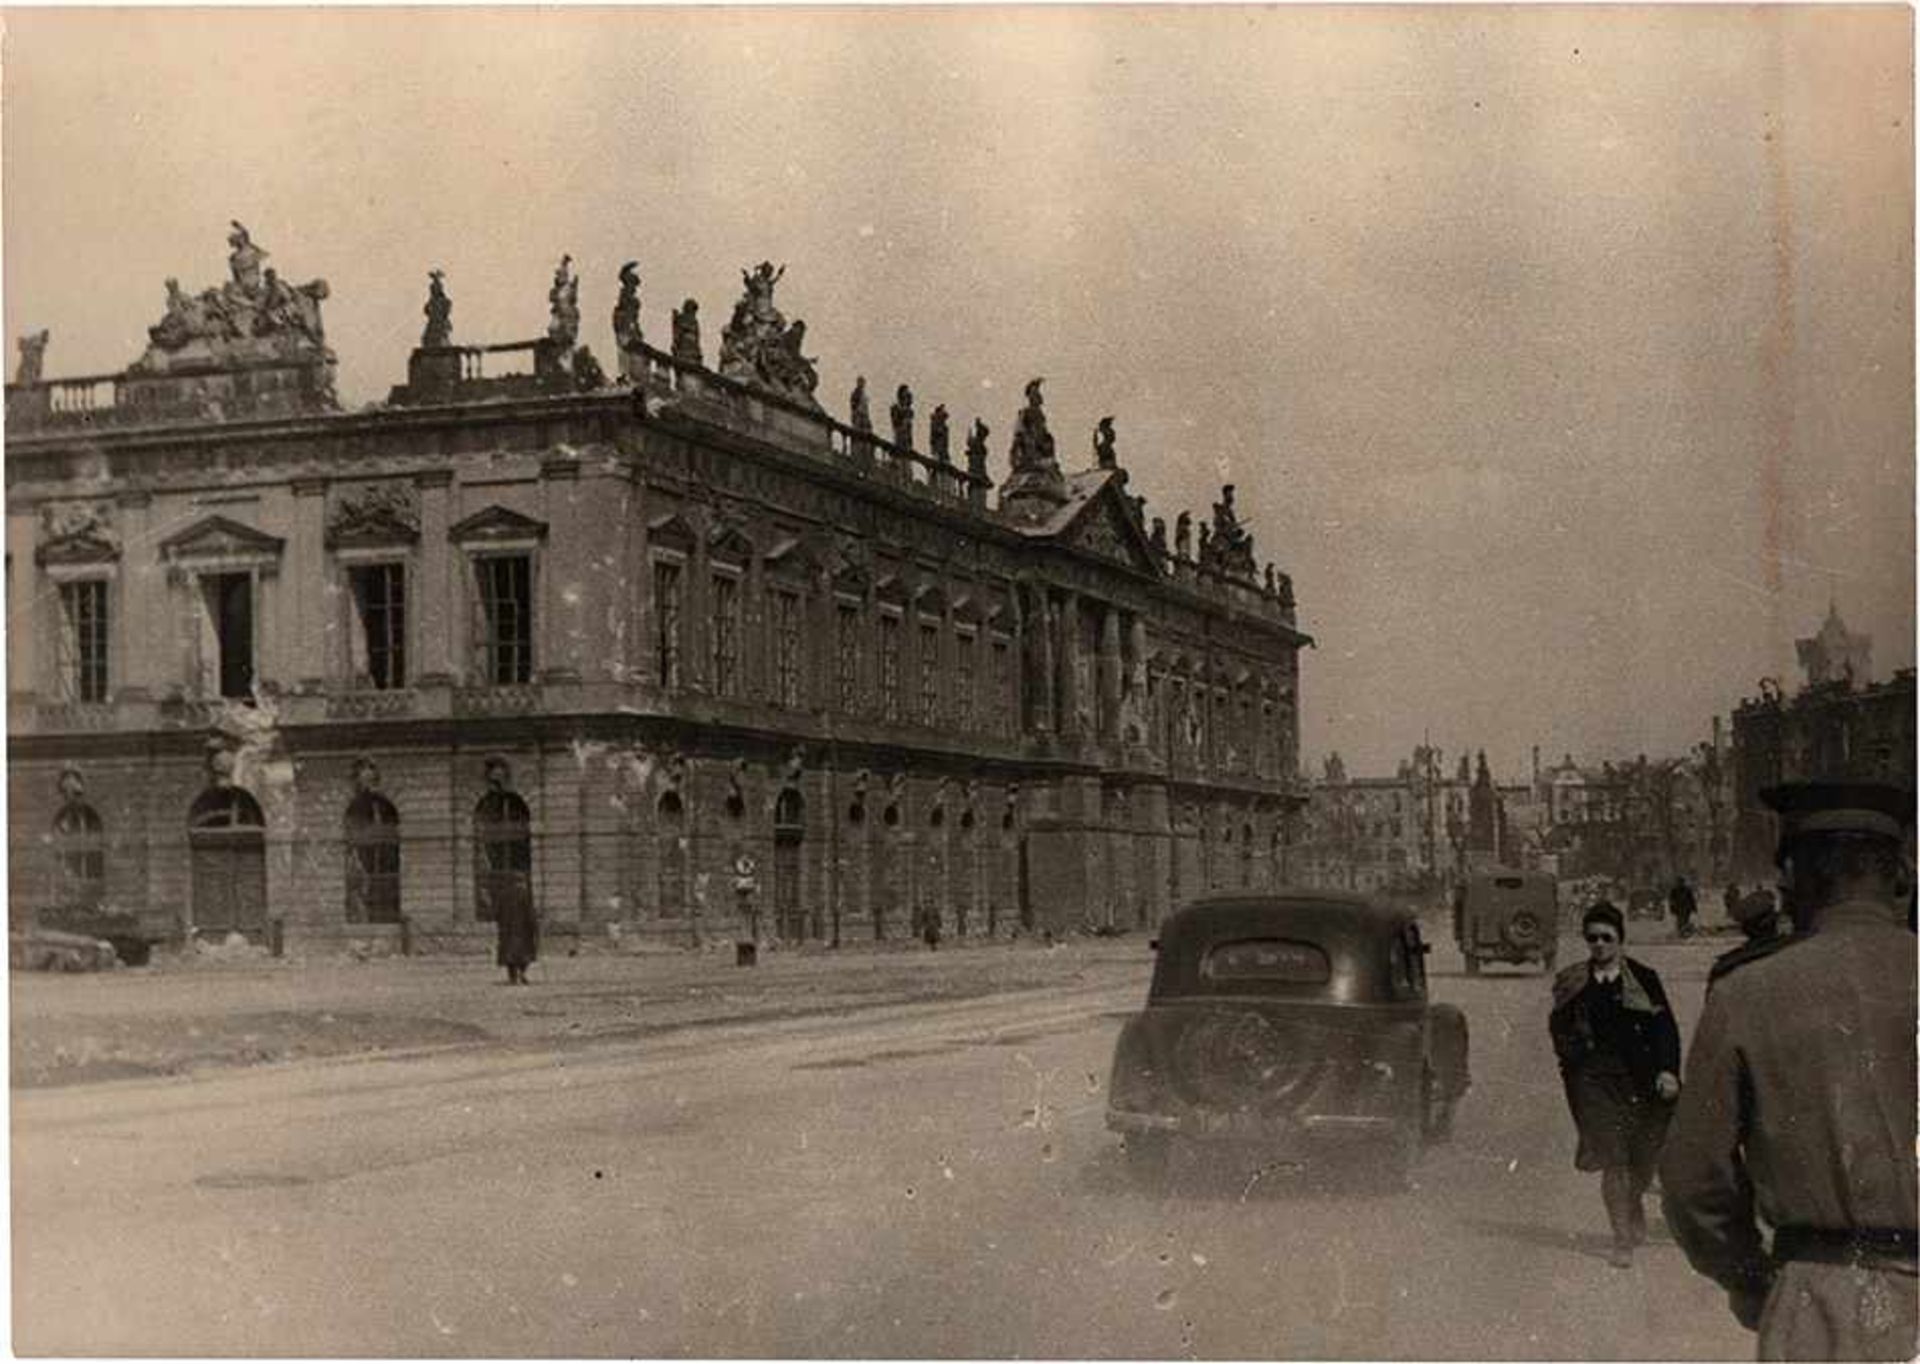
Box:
139;221;331;371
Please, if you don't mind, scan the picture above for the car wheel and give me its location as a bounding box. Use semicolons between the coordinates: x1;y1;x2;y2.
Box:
1123;1131;1171;1184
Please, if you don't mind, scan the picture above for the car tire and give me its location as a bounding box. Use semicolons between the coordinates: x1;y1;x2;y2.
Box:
1123;1131;1171;1184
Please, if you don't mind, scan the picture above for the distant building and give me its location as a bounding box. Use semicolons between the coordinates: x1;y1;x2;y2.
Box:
1731;605;1915;878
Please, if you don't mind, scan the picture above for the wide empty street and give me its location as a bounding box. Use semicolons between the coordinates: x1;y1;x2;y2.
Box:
14;933;1753;1359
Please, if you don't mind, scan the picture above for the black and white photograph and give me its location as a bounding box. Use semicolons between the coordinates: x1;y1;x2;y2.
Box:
3;6;1914;1359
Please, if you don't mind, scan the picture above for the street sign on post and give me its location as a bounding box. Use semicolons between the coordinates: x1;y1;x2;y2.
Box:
733;852;761;965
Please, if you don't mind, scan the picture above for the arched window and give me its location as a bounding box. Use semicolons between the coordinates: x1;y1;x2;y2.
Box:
344;792;402;924
52;800;106;910
657;791;687;918
474;789;532;923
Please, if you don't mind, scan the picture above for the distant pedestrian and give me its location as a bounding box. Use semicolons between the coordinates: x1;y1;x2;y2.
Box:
1549;900;1683;1268
1667;876;1698;938
918;900;941;951
1705;888;1790;992
1721;881;1742;923
1662;781;1917;1359
494;881;539;985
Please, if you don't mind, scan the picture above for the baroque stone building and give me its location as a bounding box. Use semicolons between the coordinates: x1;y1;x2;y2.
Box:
5;229;1310;954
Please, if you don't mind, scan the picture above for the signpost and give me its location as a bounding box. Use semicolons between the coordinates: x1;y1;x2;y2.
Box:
733;851;759;966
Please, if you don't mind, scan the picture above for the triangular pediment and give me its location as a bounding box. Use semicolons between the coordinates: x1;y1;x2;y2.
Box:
449;505;548;544
648;512;696;555
159;515;285;562
764;536;816;582
1053;479;1162;576
831;560;870;597
914;583;948;617
708;522;755;565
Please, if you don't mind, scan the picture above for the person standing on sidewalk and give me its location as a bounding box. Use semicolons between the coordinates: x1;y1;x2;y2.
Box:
1549;900;1683;1268
1667;875;1698;938
1661;780;1916;1360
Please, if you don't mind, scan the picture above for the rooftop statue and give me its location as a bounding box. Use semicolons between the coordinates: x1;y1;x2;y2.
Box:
966;418;990;480
764;318;819;396
849;376;872;433
671;298;703;366
421;270;452;348
1008;377;1059;475
134;224;332;373
547;254;580;349
1150;516;1168;557
14;329;49;386
227;220;267;294
612;262;643;352
1094;416;1117;469
929;404;951;464
1174;511;1193;561
1207;482;1257;578
890;384;915;451
718;260;822;411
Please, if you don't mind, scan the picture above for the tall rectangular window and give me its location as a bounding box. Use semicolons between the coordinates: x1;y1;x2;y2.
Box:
654;560;683;688
917;622;940;725
349;563;407;690
711;573;740;698
772;589;802;709
955;631;976;730
59;579;109;703
474;555;533;685
836;603;860;714
202;572;254;700
879;613;902;722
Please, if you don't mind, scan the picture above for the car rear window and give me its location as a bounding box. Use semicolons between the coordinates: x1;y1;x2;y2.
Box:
1201;938;1331;985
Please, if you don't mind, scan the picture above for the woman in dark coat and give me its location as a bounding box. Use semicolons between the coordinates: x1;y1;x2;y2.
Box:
1549;901;1682;1267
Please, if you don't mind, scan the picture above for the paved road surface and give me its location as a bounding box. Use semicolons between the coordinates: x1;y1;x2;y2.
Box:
13;933;1754;1358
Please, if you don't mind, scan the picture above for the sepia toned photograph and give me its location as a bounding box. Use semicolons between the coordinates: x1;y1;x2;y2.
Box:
3;6;1914;1359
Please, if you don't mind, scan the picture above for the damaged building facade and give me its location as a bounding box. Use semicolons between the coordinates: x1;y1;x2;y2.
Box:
5;228;1310;955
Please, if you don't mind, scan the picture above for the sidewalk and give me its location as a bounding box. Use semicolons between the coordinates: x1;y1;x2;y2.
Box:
8;934;1152;1090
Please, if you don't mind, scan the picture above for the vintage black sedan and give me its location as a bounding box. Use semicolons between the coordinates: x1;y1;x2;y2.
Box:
1105;892;1470;1183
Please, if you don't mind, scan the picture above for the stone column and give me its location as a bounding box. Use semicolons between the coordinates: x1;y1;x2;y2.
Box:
414;471;456;686
7;509;37;701
113;491;154;700
1028;586;1054;736
289;479;328;691
1098;606;1123;743
1058;591;1082;740
540;457;583;683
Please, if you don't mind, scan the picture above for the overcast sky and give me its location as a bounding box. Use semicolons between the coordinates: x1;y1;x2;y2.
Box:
4;6;1911;777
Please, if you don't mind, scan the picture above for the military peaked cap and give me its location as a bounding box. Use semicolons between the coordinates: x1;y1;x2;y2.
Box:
1761;779;1916;844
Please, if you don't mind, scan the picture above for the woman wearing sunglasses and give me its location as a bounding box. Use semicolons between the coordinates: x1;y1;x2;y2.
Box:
1548;900;1683;1268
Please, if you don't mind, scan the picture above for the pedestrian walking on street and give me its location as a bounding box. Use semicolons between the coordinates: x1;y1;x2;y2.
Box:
494;880;539;985
1661;781;1917;1360
1705;888;1790;992
1667;875;1698;938
1722;881;1743;924
1549;900;1683;1269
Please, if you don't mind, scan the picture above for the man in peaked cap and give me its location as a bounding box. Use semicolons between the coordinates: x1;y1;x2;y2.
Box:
1661;780;1917;1360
